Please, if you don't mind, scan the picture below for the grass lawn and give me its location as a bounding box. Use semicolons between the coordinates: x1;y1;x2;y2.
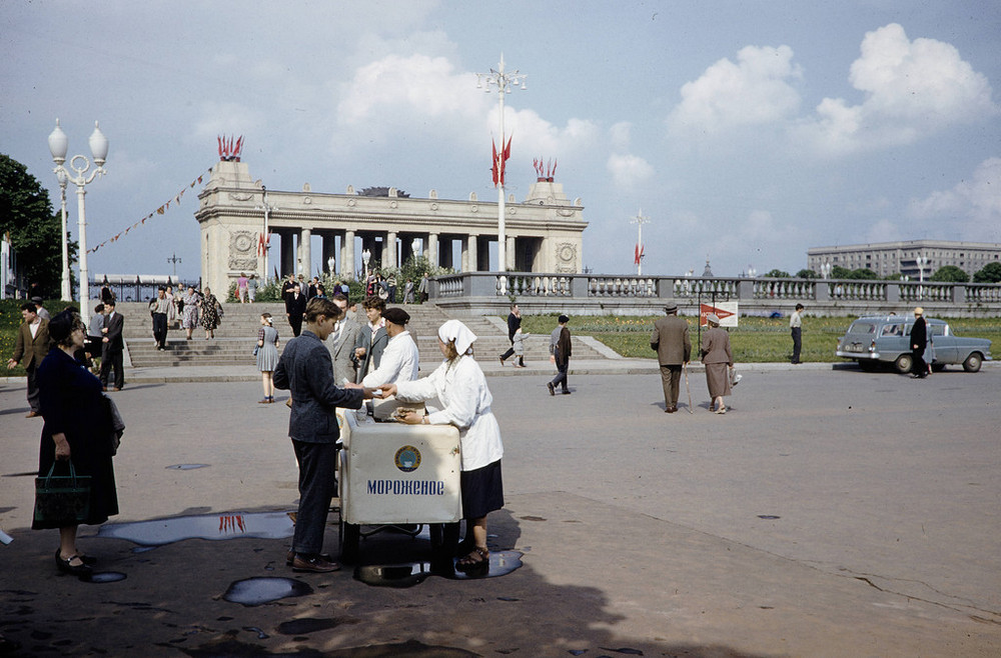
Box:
519;313;1001;363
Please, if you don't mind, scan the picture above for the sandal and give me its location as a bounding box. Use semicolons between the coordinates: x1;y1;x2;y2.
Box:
456;546;489;572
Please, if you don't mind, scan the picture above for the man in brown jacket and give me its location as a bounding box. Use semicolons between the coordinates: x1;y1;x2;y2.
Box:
6;302;52;417
650;302;691;413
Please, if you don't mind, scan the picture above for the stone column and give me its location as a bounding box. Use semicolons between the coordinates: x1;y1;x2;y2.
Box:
505;236;516;271
463;234;478;273
280;230;295;277
300;227;312;279
386;231;398;269
343;230;355;279
428;232;439;268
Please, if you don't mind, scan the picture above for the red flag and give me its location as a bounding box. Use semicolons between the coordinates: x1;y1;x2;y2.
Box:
500;136;512;186
491;139;499;187
634;244;644;266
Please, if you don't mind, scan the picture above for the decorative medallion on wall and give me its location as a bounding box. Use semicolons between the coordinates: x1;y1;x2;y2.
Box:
557;207;577;217
228;192;254;202
556;242;577;273
229;230;258;270
303;196;312;205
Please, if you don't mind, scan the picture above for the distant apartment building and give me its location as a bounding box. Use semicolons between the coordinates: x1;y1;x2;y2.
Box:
807;240;1001;279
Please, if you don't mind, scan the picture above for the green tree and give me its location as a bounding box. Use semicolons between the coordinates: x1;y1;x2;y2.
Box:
830;265;854;279
849;268;878;280
929;265;969;283
0;154;74;298
972;262;1001;283
795;268;820;279
763;269;790;278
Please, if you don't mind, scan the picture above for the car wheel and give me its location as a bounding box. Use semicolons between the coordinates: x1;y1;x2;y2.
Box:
962;353;983;373
894;354;912;374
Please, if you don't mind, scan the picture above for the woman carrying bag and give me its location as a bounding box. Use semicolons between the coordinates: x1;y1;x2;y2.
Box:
34;310;119;577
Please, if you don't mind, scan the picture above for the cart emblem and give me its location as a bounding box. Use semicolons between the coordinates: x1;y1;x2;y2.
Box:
394;445;422;473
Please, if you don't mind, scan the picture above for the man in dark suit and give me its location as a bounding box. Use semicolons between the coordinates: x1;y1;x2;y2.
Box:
910;306;928;378
273;297;369;573
285;284;307;337
6;302;52;417
100;300;125;391
498;303;522;366
547;315;572;395
353;296;388;383
650;302;691;413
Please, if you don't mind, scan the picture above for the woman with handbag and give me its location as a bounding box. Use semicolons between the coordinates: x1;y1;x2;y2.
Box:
701;313;734;414
200;286;222;339
34;310;119;577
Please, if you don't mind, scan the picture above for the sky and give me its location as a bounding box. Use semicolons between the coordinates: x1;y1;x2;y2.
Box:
2;0;999;281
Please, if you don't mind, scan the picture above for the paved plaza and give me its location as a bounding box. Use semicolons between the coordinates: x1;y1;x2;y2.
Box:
1;364;999;656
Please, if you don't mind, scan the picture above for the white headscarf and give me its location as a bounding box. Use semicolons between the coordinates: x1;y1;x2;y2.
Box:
438;319;477;356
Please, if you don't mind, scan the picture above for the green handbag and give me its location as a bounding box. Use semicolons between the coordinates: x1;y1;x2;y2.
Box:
34;461;91;525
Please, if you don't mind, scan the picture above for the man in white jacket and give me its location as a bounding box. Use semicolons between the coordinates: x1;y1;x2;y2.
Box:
361;307;419;387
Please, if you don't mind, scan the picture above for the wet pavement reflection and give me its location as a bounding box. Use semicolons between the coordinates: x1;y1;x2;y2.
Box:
97;511;294;545
222;577;313;606
355;550;523;588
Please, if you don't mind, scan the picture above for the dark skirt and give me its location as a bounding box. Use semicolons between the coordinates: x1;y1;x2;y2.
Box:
705;362;732;399
460;459;504;520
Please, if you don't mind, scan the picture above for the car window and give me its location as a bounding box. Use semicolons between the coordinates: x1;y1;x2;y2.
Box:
850;322;876;334
930;324;946;336
880;323;903;337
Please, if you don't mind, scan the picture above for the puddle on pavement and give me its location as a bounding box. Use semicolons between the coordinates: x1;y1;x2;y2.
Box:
222;577;313;606
85;571;127;583
97;511;294;545
165;464;210;470
355;550;523;588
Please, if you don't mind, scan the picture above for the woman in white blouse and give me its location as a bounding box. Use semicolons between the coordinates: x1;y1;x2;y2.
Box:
379;320;503;572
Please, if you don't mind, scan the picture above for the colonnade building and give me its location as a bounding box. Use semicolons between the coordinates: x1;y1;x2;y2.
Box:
195;160;587;295
808;240;1001;279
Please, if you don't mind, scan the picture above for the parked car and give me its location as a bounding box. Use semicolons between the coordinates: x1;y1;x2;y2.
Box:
836;315;992;373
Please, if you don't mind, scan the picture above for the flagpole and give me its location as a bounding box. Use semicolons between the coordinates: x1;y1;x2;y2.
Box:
477;54;527;286
630;209;649;276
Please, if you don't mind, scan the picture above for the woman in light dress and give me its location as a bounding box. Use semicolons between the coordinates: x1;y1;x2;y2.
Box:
379;320;504;572
181;285;200;340
256;313;280;403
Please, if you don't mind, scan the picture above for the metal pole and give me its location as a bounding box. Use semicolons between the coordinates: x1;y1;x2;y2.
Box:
76;185;90;325
58;178;71;301
497;76;506;276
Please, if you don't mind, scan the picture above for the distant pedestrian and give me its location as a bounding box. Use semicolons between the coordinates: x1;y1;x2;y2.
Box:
6;302;51;416
246;274;257;302
701;314;733;414
285;284;307;337
100;300;125;392
650;302;691;413
511;327;528;368
256;313;279;403
181;285;200;340
31;297;50;321
237;273;249;303
150;286;176;350
387;274;397;303
87;303;106;373
790;303;804;364
418;274;429;302
200;287;222;339
498;303;522;366
547;315;572;395
910;307;928;378
403;278;415;304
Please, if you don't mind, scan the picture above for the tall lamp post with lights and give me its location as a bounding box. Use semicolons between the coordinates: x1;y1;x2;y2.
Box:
915;255;928;299
476;54;526;281
48;119;108;327
630;210;649;276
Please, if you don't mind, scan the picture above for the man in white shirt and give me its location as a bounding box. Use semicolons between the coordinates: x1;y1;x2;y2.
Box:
790;303;804;364
361;307;419;387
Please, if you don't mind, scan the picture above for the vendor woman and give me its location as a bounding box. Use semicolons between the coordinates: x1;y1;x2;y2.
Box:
379;319;504;572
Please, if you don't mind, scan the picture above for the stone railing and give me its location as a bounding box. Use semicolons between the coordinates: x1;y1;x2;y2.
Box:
430;272;1001;316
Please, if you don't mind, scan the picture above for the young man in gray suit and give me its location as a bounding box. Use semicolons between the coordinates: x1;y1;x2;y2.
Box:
650;302;691;413
324;293;361;385
274;297;371;573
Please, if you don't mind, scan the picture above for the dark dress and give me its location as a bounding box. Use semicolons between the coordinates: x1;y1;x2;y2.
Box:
33;348;118;529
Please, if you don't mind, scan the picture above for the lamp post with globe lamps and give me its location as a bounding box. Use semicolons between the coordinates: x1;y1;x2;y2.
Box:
48;119;108;327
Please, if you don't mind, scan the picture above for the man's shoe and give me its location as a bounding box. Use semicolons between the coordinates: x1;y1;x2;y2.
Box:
291;554;340;573
547;382;555;396
287;550;334;566
112;387;121;392
25;411;40;418
666;406;676;413
561;390;572;395
499;356;505;366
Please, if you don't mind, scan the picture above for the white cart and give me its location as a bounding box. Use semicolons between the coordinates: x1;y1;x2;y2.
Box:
337;409;462;564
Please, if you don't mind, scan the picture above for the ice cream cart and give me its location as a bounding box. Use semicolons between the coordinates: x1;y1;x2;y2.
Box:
337;408;462;565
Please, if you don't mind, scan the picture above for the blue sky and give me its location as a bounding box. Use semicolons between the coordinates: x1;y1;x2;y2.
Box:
2;0;998;280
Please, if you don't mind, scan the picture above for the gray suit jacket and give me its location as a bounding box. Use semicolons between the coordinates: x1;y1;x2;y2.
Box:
273;330;363;444
324;317;361;385
650;315;691;365
354;324;388;384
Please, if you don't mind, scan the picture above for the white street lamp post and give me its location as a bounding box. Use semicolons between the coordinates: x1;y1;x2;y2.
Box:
362;248;371;278
630;209;649;276
48;119;108;327
327;256;336;276
477;54;526;281
915;255;928;299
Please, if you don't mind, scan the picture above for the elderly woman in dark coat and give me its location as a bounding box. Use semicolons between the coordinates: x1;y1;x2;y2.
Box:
700;313;734;414
34;310;119;577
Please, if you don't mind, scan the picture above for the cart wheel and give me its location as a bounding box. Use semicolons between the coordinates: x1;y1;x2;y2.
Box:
339;519;360;564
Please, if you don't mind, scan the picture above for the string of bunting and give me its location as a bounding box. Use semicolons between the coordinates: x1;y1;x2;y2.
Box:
88;166;214;254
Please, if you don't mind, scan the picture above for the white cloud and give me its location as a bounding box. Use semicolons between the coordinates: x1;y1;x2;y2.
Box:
607;154;654;189
667;45;802;136
908;158;1001;241
864;219;903;244
610;122;632;150
795;24;998;156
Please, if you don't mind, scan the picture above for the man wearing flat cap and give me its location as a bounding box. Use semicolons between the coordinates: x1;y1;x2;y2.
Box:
650;302;691;413
361;307;419;387
547;315;572;395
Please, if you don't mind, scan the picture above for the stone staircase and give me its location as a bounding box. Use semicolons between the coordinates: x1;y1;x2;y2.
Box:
117;301;604;369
